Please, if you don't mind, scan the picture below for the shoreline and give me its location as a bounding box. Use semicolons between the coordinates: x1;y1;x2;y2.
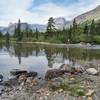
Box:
16;41;100;49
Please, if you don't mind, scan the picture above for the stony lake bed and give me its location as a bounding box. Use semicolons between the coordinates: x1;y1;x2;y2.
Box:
0;43;100;100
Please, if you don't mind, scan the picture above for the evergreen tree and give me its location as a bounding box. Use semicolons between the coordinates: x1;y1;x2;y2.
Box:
14;26;17;38
5;32;10;43
73;19;77;33
95;19;100;35
16;19;22;41
71;19;78;42
0;31;3;39
25;24;29;38
89;19;96;35
35;28;39;39
83;23;88;35
68;25;73;43
46;17;56;37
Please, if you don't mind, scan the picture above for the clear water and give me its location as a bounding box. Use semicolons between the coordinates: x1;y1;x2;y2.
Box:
0;43;100;80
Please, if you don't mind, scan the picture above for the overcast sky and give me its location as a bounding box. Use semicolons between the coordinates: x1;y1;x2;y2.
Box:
0;0;100;26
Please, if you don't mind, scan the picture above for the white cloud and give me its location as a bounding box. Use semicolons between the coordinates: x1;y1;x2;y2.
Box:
0;0;100;26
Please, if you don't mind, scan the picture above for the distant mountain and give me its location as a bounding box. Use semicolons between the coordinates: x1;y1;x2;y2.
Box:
0;17;70;35
75;5;100;23
0;27;6;32
54;17;71;30
1;23;46;35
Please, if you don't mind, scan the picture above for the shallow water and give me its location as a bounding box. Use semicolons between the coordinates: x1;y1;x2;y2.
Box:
0;43;100;80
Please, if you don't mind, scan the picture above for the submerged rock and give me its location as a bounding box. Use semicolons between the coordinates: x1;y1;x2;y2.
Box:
10;69;27;76
86;68;98;75
45;69;66;80
26;72;38;77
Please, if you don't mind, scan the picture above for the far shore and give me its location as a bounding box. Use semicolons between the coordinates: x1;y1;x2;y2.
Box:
16;41;100;49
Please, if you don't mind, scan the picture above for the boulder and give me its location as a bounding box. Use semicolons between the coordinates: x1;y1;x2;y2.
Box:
86;68;98;75
10;69;27;76
60;64;83;74
0;74;3;82
18;72;38;83
45;69;66;80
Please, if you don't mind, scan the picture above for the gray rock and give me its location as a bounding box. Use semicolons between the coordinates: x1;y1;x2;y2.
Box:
10;69;27;76
45;69;66;80
86;68;98;75
60;64;83;74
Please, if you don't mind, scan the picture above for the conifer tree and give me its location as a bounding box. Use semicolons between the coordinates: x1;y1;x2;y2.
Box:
46;17;56;36
89;19;96;35
5;32;10;43
35;28;39;39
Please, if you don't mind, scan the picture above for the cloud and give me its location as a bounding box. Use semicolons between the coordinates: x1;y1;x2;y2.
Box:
0;0;100;26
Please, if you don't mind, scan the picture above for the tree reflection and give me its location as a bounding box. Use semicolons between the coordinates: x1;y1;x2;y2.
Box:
1;43;100;65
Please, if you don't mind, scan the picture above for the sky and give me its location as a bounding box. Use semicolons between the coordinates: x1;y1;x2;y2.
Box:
0;0;100;26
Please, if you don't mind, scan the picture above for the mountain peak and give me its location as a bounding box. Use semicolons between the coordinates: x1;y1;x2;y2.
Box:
75;5;100;23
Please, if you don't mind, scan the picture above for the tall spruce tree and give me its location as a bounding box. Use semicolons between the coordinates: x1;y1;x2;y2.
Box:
0;31;3;39
68;25;73;43
35;28;39;39
46;17;56;37
83;23;88;35
16;19;22;41
5;32;10;43
89;19;96;35
96;19;100;35
73;19;77;33
25;24;29;38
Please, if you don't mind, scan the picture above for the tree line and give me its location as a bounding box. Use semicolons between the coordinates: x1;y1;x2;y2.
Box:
0;18;100;44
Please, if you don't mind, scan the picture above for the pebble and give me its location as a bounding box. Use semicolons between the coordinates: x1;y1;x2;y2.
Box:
86;90;95;96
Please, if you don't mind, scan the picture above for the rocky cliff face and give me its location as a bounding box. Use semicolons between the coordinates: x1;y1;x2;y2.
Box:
54;17;70;30
75;5;100;23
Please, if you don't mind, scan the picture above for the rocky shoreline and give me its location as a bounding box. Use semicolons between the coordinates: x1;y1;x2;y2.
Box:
0;64;100;100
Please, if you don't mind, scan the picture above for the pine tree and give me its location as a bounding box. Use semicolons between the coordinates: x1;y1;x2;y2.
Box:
68;25;73;43
46;17;56;37
0;31;3;39
35;28;39;39
83;23;88;35
96;19;100;35
73;19;77;33
5;32;10;43
16;19;22;41
25;24;29;38
14;26;17;38
89;19;96;35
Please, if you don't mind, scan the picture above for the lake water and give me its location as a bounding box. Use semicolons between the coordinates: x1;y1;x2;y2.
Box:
0;43;100;80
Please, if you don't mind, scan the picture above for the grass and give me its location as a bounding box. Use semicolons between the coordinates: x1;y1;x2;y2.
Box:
48;79;87;97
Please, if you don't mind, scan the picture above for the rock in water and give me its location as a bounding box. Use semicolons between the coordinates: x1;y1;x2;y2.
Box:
86;68;98;75
10;69;27;76
45;69;65;80
26;72;38;77
0;74;3;82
